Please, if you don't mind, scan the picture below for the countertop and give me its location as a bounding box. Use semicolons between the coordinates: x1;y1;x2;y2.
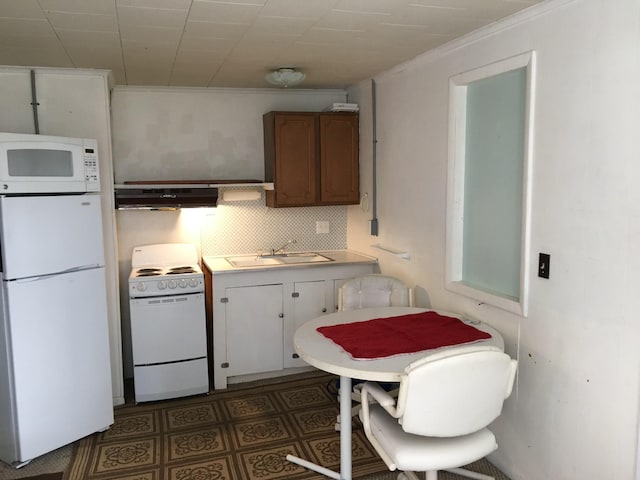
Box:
202;250;378;274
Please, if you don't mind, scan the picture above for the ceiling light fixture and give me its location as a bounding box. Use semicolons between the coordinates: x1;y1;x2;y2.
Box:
265;67;306;88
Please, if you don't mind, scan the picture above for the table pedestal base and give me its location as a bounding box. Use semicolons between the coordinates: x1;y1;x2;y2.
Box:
286;376;353;480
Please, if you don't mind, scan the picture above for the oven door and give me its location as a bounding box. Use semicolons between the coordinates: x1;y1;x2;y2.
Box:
130;293;207;365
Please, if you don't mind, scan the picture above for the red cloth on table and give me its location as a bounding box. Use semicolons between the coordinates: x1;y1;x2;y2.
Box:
316;311;492;359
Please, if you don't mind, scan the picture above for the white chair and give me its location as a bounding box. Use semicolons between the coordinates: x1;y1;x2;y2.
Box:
334;274;413;430
359;345;518;480
338;274;413;311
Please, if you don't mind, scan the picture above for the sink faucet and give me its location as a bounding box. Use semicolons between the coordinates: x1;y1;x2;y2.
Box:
271;239;297;256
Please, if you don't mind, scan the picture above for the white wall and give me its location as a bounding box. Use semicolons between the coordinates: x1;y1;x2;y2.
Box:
348;0;640;478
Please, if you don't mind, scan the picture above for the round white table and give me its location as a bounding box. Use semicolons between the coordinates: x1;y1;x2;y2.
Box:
286;306;504;480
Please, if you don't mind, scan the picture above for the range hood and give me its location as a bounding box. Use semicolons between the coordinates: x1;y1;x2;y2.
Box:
114;186;218;210
114;180;268;210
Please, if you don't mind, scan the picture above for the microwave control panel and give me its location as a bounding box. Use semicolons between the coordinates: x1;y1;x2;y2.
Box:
83;143;100;192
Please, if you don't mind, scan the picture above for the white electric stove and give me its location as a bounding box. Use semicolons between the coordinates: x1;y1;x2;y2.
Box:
129;243;208;403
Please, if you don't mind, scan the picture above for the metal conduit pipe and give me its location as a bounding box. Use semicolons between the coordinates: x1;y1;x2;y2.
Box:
30;69;40;134
370;78;379;236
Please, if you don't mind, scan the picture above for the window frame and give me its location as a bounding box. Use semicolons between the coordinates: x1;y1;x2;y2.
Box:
445;51;536;316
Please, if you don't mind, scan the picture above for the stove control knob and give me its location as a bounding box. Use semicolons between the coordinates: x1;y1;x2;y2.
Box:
158;280;167;290
137;282;147;292
168;280;177;289
178;279;187;288
189;278;199;287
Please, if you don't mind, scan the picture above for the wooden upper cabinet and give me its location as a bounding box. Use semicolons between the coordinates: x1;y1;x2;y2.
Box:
264;111;359;207
319;113;359;204
264;112;317;207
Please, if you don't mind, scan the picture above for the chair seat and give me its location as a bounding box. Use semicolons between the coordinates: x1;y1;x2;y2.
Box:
367;405;498;472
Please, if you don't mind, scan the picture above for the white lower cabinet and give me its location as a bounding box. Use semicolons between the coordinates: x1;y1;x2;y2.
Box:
285;280;327;368
224;284;284;376
205;261;376;389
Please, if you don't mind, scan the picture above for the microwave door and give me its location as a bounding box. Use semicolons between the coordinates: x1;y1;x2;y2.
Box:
0;194;104;280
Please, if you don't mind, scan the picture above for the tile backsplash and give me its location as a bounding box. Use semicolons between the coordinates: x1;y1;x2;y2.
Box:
200;187;347;256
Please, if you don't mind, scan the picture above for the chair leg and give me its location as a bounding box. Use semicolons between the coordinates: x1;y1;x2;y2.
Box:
444;467;494;480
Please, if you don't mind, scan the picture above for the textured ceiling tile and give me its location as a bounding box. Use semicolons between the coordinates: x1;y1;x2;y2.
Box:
0;0;46;18
55;28;121;46
299;27;367;46
117;0;192;9
65;45;124;65
236;31;300;49
46;11;118;31
122;42;178;67
371;21;462;43
126;66;172;85
170;51;223;85
229;48;283;67
196;0;267;5
259;0;339;19
251;15;316;35
315;9;390;30
189;1;263;24
117;4;189;27
0;34;62;48
38;0;115;15
0;45;73;67
173;48;225;68
332;0;410;15
185;20;249;40
178;32;236;52
408;0;528;18
119;23;182;44
168;73;211;87
0;18;56;36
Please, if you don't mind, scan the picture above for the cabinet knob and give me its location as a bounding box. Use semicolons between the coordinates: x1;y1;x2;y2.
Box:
292;353;299;359
279;313;284;318
322;308;327;313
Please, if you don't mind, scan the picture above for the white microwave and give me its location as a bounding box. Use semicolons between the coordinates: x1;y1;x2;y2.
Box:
0;132;99;194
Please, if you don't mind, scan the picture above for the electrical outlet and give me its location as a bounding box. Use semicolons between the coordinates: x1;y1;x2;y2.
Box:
316;221;330;234
538;253;550;279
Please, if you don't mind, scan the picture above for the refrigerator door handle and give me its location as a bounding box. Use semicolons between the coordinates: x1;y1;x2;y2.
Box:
11;264;102;283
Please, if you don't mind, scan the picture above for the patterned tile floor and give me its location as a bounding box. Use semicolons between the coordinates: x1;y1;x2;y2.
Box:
65;373;388;480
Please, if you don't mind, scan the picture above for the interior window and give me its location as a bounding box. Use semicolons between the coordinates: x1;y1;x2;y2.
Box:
446;52;536;316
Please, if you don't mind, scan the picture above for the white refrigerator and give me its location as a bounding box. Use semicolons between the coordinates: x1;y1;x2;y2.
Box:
0;194;113;467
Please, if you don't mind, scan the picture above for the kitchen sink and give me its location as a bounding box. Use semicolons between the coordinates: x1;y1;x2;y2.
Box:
225;253;333;268
277;253;333;264
225;256;282;268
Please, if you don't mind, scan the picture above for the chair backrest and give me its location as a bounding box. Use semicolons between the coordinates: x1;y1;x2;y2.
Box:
396;346;517;437
338;274;413;311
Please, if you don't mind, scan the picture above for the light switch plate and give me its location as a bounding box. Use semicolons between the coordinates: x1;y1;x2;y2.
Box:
316;221;330;234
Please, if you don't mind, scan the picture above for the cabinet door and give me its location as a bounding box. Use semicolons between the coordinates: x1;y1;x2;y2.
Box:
320;113;359;204
285;280;327;368
268;113;317;206
225;284;283;376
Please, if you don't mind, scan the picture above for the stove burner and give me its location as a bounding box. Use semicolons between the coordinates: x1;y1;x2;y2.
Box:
137;272;161;277
137;268;162;274
168;266;197;274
